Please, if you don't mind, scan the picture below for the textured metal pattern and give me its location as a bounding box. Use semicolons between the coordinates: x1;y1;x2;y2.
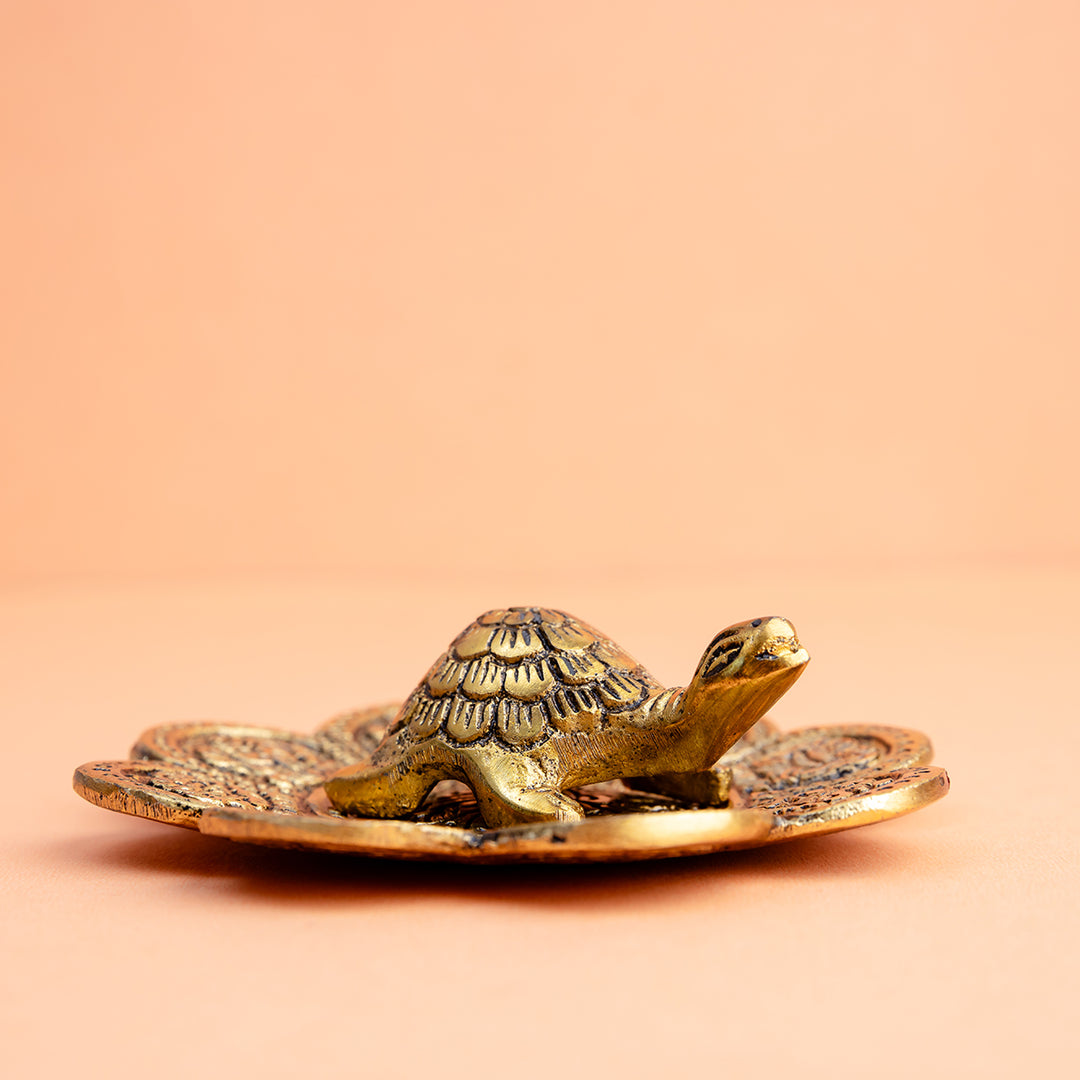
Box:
74;709;949;862
394;607;659;750
323;608;812;827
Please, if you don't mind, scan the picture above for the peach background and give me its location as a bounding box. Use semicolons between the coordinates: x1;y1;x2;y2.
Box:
2;0;1077;581
2;4;1077;1080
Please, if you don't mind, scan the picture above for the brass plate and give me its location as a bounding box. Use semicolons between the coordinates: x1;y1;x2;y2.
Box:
73;706;949;863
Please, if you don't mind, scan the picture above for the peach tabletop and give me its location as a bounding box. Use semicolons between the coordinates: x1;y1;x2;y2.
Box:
2;4;1077;1079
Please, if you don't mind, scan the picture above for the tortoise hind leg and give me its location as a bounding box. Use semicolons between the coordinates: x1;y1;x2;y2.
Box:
466;755;585;828
324;749;446;819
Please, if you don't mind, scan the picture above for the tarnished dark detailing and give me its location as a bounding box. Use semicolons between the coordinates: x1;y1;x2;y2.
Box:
72;607;950;862
73;709;950;863
324;608;809;827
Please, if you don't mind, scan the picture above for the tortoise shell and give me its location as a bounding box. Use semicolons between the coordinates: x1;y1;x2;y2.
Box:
392;607;663;748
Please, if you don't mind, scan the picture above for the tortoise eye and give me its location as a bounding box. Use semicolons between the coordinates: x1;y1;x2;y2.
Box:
704;642;742;678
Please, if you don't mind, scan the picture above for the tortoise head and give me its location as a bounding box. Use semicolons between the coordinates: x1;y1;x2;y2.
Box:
680;617;810;763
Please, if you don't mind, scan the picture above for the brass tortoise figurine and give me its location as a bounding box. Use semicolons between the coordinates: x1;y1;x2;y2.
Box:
325;607;809;828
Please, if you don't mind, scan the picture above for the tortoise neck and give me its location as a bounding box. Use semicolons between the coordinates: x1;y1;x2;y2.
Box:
639;686;686;728
552;688;688;784
677;666;805;765
625;687;703;773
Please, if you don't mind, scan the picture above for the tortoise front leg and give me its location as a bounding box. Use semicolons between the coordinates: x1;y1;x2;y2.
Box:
466;754;585;828
624;767;732;807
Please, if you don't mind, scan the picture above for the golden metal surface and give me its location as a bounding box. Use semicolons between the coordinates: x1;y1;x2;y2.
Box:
325;608;811;827
73;607;949;862
74;708;949;864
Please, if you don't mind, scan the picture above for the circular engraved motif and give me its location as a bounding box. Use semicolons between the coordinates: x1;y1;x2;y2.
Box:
315;706;398;761
732;724;931;800
744;767;940;818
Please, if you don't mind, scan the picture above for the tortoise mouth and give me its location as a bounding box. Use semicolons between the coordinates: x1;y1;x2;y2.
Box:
751;637;808;666
731;645;809;682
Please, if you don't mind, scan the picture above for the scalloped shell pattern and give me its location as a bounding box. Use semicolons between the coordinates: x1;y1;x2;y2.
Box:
395;607;662;748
